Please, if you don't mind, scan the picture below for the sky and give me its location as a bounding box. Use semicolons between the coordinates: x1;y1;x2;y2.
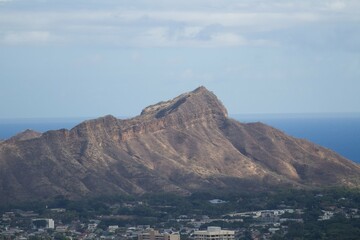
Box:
1;0;360;119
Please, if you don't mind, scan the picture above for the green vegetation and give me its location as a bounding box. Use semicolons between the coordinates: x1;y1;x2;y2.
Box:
283;215;360;240
1;188;360;239
2;188;360;217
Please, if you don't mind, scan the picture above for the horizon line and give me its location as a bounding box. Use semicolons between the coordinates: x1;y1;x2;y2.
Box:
0;112;360;122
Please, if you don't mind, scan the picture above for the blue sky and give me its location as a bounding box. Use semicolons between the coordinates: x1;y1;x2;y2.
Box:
1;0;360;118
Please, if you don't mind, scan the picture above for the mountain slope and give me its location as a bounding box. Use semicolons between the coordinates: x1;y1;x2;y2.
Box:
0;86;359;204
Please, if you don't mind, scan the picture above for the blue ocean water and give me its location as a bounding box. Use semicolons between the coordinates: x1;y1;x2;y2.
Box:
0;118;83;140
0;116;359;163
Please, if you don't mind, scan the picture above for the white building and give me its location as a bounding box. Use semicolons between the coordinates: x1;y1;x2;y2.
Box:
32;218;55;229
209;199;227;204
108;225;119;233
318;211;334;221
193;227;235;240
88;223;98;231
47;219;55;229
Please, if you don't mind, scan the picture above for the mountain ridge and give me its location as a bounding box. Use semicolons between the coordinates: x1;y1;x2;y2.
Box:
0;87;359;204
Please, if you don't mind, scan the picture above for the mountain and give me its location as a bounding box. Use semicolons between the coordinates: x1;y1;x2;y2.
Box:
0;86;359;204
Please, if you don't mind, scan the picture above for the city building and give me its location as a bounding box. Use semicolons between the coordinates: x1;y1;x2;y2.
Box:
193;227;235;240
32;218;55;229
108;225;119;233
138;228;180;240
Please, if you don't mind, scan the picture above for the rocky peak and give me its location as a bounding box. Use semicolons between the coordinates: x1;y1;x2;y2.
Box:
193;85;208;93
9;129;42;141
140;86;228;119
113;87;229;141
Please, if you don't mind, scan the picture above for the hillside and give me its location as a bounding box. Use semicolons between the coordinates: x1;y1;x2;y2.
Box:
0;86;359;204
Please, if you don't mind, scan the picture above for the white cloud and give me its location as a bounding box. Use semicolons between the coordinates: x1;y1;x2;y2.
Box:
0;10;322;30
182;26;202;38
139;27;169;47
133;26;263;48
144;11;320;27
2;31;51;44
211;33;247;46
325;1;347;11
0;0;359;48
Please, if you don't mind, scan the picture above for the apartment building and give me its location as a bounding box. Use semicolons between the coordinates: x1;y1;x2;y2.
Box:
193;227;235;240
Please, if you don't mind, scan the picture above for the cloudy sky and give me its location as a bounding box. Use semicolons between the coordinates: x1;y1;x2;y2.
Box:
1;0;360;118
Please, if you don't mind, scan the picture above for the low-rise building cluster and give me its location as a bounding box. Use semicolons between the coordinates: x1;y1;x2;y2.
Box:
1;195;359;240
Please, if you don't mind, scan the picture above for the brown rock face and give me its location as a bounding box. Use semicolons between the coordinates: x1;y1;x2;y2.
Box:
0;86;359;204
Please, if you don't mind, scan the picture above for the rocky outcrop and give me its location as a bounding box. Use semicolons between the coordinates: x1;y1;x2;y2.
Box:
0;86;359;204
9;129;42;141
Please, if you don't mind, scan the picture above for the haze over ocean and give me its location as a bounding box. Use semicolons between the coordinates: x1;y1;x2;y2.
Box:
1;115;359;164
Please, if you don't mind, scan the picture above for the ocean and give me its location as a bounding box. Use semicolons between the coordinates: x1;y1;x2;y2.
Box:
0;118;84;140
0;115;359;163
